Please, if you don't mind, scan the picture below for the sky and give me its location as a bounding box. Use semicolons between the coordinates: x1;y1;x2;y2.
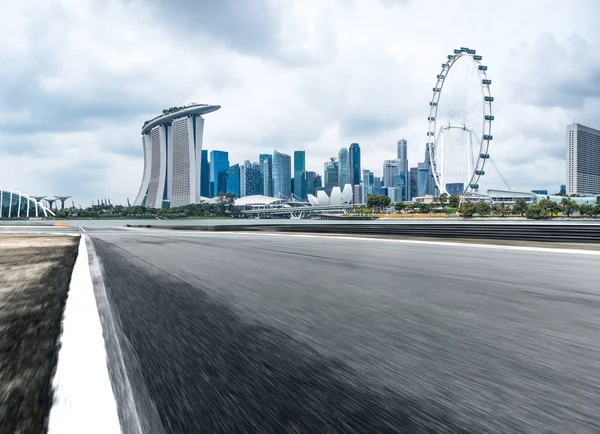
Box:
1;0;599;206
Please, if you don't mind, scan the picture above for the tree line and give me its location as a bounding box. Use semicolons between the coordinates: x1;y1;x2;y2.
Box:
360;194;600;219
53;193;240;219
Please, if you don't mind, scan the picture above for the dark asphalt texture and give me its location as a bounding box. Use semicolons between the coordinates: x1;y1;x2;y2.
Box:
88;230;600;433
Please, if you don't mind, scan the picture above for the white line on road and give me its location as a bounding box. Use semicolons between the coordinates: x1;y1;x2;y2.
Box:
78;226;86;232
48;236;121;434
202;231;600;256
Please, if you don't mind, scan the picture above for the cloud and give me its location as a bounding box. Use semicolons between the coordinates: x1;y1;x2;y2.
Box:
1;0;599;204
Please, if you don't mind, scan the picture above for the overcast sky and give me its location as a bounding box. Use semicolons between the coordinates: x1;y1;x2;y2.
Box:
1;0;599;206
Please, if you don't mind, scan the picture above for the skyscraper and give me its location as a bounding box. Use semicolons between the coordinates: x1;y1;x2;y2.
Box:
338;147;350;187
304;171;316;198
294;150;306;200
315;174;323;191
243;161;263;196
349;143;361;186
362;169;374;199
226;164;240;198
383;160;401;188
273;150;291;199
210;150;229;197
567;123;600;195
134;103;221;208
409;167;418;200
200;150;210;198
417;162;429;197
397;139;408;161
324;158;339;195
262;155;273;197
396;139;409;201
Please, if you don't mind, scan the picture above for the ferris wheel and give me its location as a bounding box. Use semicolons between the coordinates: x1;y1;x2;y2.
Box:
427;47;493;196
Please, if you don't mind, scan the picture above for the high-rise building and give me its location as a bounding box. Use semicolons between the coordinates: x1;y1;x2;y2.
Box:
383;160;401;188
315;174;323;191
273;149;291;199
409;167;418;200
446;183;464;196
416;144;438;197
417;162;429;197
349;143;361;186
210;150;229;197
134;103;221;208
338;147;350;187
294;151;306;200
226;164;240;198
261;155;273;197
560;184;567;195
393;172;407;202
324;158;339;195
304;171;316;198
396;139;409;201
243;161;263;197
353;184;363;204
397;139;408;161
200;150;210;198
362;169;374;199
567;123;600;195
373;177;384;195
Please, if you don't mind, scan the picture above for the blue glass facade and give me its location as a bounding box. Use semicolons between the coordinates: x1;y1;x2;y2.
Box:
324;160;339;195
293;150;306;200
226;164;240;197
262;155;273;196
409;167;418;201
210;150;229;197
349;143;361;186
273;150;291;199
201;150;210;198
338;147;350;187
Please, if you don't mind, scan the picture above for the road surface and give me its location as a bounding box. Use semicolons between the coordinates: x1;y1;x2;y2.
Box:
85;228;600;433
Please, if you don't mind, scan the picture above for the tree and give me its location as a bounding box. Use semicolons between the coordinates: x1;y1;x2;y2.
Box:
474;201;491;216
438;193;449;208
366;194;391;211
416;202;430;214
579;204;595;217
394;201;407;212
525;204;543;219
538;199;559;217
513;198;528;217
492;202;508;217
459;201;475;217
560;197;579;217
448;195;460;208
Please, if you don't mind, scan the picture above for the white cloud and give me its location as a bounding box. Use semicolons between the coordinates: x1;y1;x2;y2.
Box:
1;0;599;204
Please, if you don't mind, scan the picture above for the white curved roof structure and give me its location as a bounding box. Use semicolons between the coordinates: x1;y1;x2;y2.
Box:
307;187;354;206
330;187;343;206
341;184;353;204
0;188;54;218
316;191;330;206
307;194;319;206
234;195;283;206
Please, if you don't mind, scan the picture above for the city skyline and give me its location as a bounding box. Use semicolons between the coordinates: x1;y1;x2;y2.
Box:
1;0;599;204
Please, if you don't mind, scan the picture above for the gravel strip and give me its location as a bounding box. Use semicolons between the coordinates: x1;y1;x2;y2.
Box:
0;235;79;433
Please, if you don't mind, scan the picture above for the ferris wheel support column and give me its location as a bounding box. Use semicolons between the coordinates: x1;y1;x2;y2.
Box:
440;129;446;195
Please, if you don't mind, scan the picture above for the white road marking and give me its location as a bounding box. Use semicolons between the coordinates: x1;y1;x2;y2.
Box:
48;236;121;434
188;230;600;256
78;226;86;232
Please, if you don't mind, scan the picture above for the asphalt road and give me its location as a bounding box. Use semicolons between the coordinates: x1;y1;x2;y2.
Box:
87;229;600;433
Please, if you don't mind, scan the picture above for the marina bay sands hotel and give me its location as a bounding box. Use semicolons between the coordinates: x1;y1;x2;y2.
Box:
133;103;221;208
